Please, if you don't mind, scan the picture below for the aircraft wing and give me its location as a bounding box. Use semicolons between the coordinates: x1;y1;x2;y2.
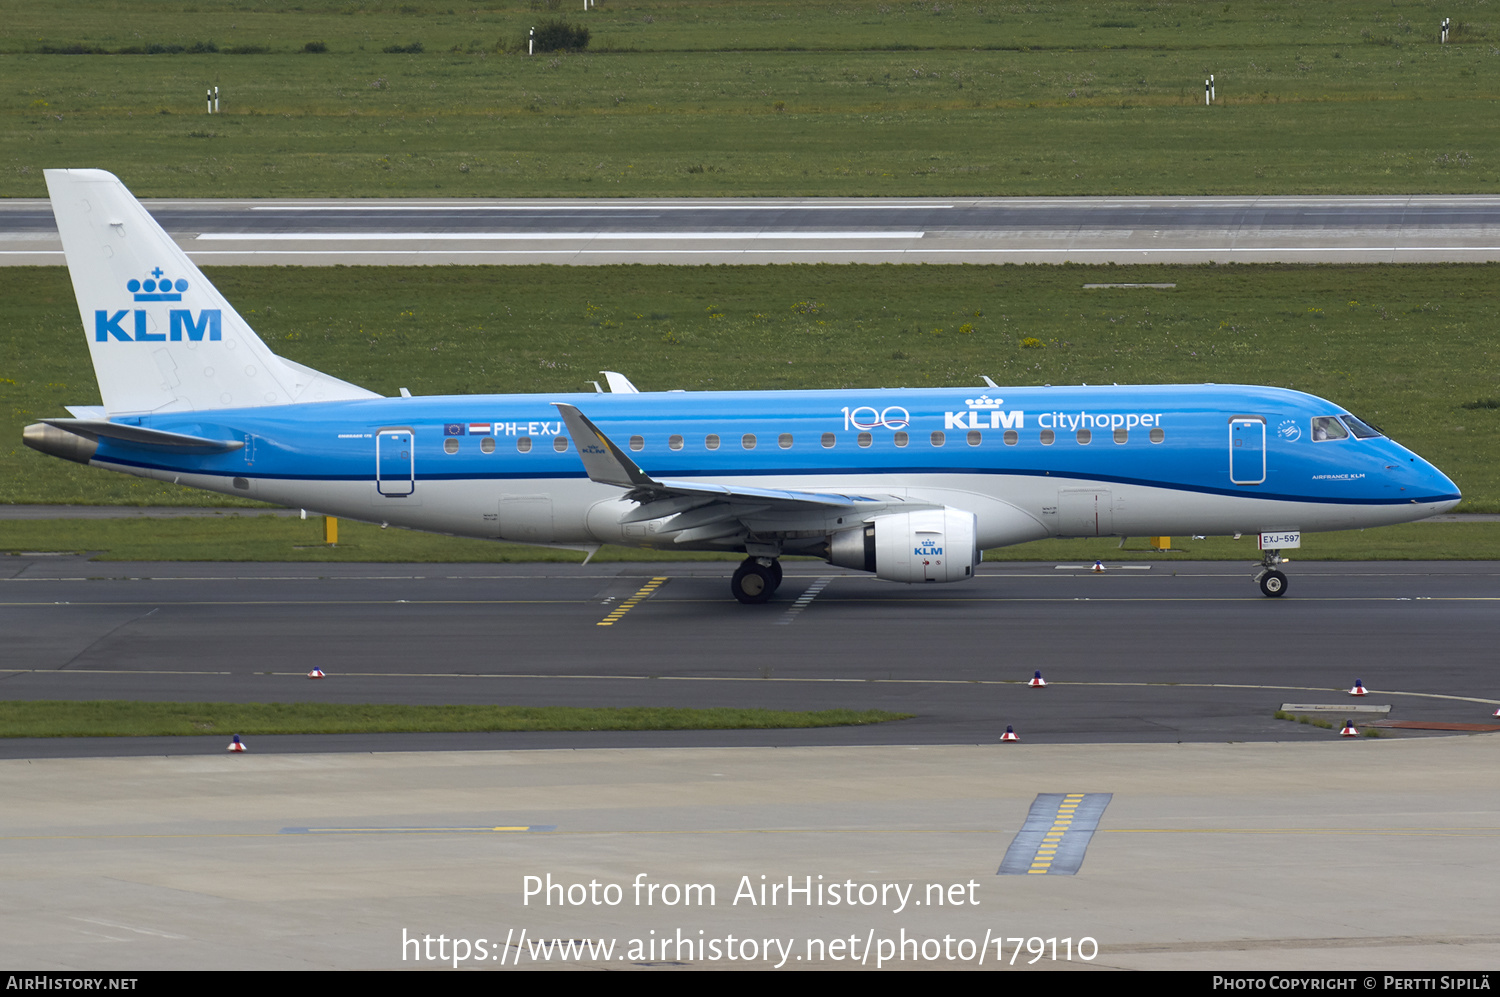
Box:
553;402;922;545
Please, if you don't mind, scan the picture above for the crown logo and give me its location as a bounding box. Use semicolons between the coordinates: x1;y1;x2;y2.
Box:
964;394;1004;409
127;267;187;302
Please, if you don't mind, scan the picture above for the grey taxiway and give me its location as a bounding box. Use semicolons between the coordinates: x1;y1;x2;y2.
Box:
3;556;1496;754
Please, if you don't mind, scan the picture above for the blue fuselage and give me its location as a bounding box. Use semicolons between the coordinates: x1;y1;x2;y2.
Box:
95;384;1459;520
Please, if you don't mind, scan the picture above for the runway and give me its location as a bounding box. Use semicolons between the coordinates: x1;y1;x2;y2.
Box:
8;195;1500;265
3;556;1497;757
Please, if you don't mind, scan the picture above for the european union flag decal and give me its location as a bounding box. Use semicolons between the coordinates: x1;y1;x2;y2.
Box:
444;424;466;436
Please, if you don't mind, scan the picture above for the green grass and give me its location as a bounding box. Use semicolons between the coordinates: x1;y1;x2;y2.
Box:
3;517;1497;562
2;1;1498;197
0;700;911;738
1274;710;1383;737
5;262;1498;510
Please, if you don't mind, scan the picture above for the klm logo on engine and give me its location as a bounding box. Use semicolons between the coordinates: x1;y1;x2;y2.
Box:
95;267;220;342
915;540;943;556
944;394;1024;431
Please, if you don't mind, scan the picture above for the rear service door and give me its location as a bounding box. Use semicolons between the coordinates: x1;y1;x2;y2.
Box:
377;429;415;497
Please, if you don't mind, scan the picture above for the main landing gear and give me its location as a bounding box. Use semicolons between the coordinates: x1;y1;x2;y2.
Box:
1255;550;1288;598
731;557;783;604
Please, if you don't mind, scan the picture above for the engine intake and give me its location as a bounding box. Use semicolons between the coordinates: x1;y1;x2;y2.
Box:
828;509;979;583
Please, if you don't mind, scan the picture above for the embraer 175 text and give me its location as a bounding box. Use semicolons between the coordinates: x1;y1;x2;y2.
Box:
25;170;1461;603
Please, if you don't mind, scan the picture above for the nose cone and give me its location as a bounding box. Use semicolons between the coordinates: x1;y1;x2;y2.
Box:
1414;455;1462;514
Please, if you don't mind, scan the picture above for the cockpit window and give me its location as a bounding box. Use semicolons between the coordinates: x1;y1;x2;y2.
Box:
1340;414;1383;439
1310;416;1349;442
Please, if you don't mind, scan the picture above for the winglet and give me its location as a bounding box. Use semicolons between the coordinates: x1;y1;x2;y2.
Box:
553;403;656;488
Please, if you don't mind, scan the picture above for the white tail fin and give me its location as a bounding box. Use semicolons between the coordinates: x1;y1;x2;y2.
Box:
45;169;379;416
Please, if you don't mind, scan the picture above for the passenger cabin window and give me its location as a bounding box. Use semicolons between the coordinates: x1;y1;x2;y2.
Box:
705;434;720;450
1076;429;1091;445
444;437;460;454
1040;429;1055;446
481;437;496;454
668;435;684;451
553;436;569;452
1004;430;1018;446
821;433;836;449
1113;427;1128;444
930;431;945;447
517;437;533;452
742;434;757;450
894;431;909;448
778;433;793;449
1311;417;1349;442
858;432;873;448
966;430;981;446
629;435;645;451
1149;427;1165;444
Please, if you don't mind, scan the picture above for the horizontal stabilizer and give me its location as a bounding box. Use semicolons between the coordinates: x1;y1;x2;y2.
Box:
40;418;245;453
601;371;640;394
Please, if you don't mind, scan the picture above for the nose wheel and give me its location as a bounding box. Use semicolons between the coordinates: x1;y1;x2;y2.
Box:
1257;569;1287;597
731;557;782;604
1255;550;1288;597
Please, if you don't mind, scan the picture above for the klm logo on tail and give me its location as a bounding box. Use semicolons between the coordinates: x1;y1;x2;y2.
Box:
95;267;221;342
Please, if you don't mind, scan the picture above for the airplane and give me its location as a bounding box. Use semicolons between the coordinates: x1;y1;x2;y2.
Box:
24;169;1462;603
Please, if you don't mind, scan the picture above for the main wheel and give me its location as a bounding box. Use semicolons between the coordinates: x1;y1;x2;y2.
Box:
1259;569;1288;597
731;560;776;604
768;559;784;591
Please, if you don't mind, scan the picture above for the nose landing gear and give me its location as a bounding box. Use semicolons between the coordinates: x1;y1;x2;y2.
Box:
731;556;783;604
1255;550;1288;597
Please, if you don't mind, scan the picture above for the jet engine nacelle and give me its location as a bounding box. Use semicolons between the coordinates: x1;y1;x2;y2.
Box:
828;508;979;583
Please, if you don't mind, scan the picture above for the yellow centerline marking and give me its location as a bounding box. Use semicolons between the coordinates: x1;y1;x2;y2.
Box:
1009;793;1095;875
597;577;668;626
